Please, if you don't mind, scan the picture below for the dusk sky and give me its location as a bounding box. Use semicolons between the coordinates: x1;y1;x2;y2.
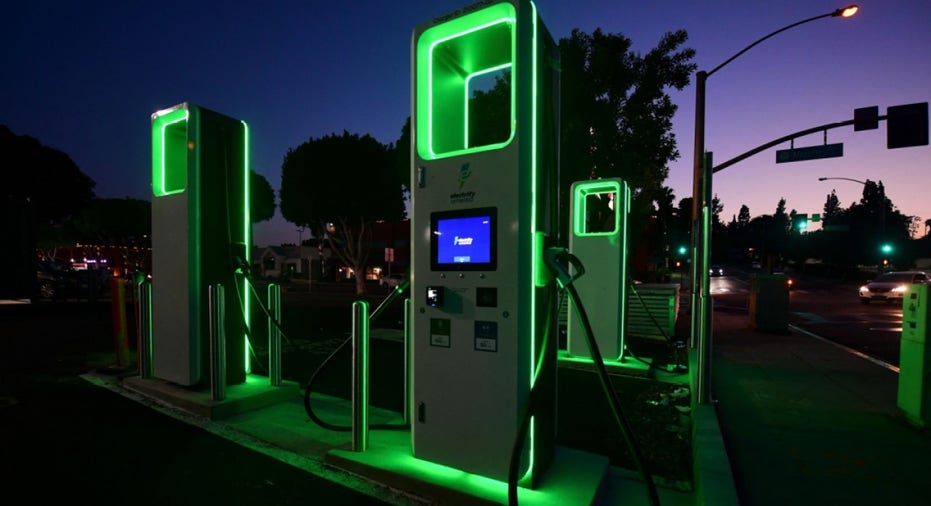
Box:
4;0;929;246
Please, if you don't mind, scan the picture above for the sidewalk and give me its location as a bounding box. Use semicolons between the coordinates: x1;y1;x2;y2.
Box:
710;307;931;505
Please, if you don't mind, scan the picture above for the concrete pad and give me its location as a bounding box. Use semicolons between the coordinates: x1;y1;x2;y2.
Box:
122;373;301;420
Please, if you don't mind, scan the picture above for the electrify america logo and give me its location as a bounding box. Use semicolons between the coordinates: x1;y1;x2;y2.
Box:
449;162;475;204
457;162;472;189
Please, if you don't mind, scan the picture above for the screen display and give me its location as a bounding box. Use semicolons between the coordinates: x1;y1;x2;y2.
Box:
431;207;496;271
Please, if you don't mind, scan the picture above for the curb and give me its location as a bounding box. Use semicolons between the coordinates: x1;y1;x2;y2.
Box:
689;350;739;506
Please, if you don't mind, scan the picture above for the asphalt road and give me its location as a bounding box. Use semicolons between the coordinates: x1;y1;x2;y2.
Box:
707;267;905;368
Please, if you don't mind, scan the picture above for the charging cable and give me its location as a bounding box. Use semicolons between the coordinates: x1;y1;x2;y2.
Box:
508;247;660;506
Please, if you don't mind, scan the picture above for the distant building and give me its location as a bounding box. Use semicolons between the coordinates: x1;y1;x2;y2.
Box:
254;244;327;280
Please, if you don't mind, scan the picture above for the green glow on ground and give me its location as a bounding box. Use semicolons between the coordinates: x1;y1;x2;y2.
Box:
557;350;654;371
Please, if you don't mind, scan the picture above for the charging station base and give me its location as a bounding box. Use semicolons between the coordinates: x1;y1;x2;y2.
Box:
326;433;610;506
122;374;300;420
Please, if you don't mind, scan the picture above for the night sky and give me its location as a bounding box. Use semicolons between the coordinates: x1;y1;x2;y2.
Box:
3;0;929;246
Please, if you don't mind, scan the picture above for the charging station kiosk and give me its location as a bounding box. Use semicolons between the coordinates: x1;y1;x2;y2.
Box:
410;0;560;485
150;103;251;387
899;283;931;426
567;178;630;361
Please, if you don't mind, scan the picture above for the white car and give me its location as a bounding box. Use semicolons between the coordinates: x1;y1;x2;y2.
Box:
859;271;928;304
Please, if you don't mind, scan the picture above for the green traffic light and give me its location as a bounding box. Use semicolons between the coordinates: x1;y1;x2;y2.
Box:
880;243;893;254
678;246;687;255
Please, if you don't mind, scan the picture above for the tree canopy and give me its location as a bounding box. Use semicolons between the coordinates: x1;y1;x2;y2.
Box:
1;125;95;229
558;29;695;276
712;181;920;271
279;131;404;294
250;170;276;223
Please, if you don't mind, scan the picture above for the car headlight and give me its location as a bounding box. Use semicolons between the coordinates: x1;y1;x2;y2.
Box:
892;285;907;293
859;286;869;294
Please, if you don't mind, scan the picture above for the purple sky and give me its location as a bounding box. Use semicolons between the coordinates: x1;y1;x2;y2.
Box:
3;0;929;246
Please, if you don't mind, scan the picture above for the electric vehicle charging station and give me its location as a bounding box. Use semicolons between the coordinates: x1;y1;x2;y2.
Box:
410;0;560;485
898;283;931;426
566;178;630;362
150;102;251;388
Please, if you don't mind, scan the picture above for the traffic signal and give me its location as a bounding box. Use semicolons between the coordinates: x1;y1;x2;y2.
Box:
677;245;687;255
794;213;809;231
881;243;893;255
854;106;879;131
887;102;929;149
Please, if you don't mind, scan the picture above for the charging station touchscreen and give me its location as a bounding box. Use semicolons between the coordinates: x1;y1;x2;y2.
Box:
431;208;496;270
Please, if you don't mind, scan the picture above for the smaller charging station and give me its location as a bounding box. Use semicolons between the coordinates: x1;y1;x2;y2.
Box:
567;178;630;361
898;283;931;426
150;102;251;388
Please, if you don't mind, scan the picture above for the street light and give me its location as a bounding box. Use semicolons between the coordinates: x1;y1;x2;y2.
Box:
818;175;886;266
690;5;858;405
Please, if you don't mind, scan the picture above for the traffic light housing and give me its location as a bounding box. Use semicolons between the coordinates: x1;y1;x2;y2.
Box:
887;102;929;149
794;213;809;231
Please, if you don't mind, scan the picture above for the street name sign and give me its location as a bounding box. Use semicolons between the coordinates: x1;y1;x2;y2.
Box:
775;142;843;163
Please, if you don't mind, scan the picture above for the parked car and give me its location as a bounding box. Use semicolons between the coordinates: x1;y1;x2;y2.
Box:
35;260;78;300
379;273;405;288
709;265;724;277
859;271;928;304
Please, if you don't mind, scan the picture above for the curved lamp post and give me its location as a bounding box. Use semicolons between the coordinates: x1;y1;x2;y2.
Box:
690;6;859;404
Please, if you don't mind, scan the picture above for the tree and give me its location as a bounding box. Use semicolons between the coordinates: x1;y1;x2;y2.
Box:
822;190;843;225
73;198;151;243
393;117;411;212
711;194;725;234
1;125;95;247
736;205;751;230
280;131;404;295
250;170;276;223
557;28;696;265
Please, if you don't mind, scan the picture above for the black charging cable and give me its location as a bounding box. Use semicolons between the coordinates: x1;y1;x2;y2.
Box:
302;276;411;432
507;247;660;506
506;282;556;505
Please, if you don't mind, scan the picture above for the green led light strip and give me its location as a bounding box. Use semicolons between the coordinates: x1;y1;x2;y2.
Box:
572;180;622;237
151;107;189;197
463;62;513;149
416;2;517;160
241;120;252;373
527;0;539;482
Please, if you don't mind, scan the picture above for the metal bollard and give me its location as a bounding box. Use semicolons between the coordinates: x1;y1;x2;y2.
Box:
351;300;370;452
209;284;226;401
136;280;153;379
267;283;282;387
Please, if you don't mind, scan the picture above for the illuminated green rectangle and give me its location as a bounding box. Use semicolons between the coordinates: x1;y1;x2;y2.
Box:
415;2;516;160
573;180;622;236
151;107;189;196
